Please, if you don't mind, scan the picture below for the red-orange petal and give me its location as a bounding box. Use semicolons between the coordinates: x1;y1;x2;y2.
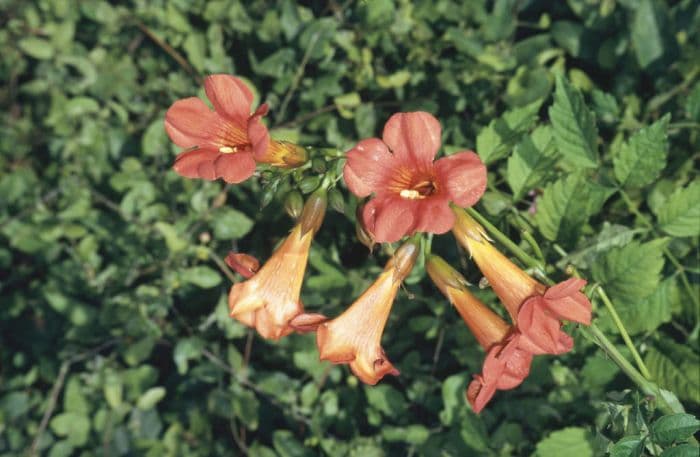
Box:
434;151;487;208
172;148;219;180
382;112;441;168
164;97;219;149
214;152;256;184
204;74;254;125
343;138;396;198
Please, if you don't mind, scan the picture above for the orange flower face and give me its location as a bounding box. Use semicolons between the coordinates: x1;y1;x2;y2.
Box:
228;192;326;340
315;241;419;385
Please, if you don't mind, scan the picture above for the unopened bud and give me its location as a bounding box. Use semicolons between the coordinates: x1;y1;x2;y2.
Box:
426;255;470;294
328;188;345;214
299;189;327;235
311;158;327;174
284;191;304;220
225;252;260;279
355;220;375;251
389;240;419;282
199;231;211;244
298;176;321;194
260;187;276;208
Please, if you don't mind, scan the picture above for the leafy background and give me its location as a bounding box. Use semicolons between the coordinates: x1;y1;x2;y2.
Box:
1;0;699;456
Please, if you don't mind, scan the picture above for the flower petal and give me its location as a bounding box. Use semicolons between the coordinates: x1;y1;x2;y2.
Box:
214;152;256;184
517;297;573;355
164;97;220;149
382;112;442;168
248;109;271;161
434;151;487;207
343;138;396;198
172;148;219;180
204;74;254;125
362;196;417;243
414;197;455;234
543;278;592;325
467;375;497;414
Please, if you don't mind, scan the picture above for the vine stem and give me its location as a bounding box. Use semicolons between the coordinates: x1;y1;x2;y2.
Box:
594;286;653;380
468;208;681;413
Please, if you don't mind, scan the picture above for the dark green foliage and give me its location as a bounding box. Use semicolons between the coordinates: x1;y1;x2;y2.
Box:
1;0;698;456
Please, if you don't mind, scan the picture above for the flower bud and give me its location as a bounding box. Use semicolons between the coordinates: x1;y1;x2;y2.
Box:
311;157;327;174
300;189;327;236
225;252;260;279
299;176;321;194
425;255;470;293
284;191;304;220
389;240;419;282
328;188;345;214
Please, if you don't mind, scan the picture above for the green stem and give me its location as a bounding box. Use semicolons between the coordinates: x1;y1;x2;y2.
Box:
583;325;680;415
595;286;653;380
466;207;545;271
522;230;545;263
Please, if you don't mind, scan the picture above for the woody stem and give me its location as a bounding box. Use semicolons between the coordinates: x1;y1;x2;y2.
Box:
469;208;679;413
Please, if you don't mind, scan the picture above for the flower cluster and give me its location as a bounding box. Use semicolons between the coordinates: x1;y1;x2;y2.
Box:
164;74;593;413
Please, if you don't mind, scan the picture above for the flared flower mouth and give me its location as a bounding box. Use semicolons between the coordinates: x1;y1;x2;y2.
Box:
313;241;419;384
228;191;327;340
343;112;487;243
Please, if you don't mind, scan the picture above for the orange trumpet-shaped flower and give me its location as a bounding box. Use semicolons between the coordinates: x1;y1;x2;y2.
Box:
314;240;419;385
228;190;327;340
426;255;533;413
452;208;592;355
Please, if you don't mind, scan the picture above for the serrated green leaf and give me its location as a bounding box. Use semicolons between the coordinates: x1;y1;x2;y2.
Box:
598;277;676;335
645;341;700;404
548;74;598;168
614;115;669;188
476;100;542;164
558;223;644;270
655;180;700;237
535;427;594;457
592;238;667;303
652;414;700;446
506;126;558;200
630;0;667;68
535;173;614;244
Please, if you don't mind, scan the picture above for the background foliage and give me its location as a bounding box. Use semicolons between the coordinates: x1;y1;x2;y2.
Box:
1;0;699;455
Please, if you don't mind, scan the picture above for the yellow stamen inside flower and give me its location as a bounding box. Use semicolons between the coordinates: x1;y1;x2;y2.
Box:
400;189;422;199
219;146;237;153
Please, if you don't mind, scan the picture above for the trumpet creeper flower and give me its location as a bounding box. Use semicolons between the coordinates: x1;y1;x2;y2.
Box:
343;112;487;243
313;241;419;384
165;74;306;183
228;191;326;340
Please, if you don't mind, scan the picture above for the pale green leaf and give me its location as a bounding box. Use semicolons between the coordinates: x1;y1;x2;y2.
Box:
614;115;669;188
212;208;254;240
645;341;700;404
182;266;222;288
137;387;166;410
535;427;594;457
656;180;700;237
652;414;700;446
630;0;667;68
548;74;598;168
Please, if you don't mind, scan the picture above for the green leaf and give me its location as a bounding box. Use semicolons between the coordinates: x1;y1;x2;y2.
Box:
592;238;666;303
535;173;613;244
598;277;676;335
535;427;594;457
231;385;259;430
365;384;406;417
154;222;188;253
557;223;644;270
548;74;598;168
506;125;557;200
182;266;222;288
646;341;700;404
212;208;254;240
659;444;700;457
477;100;542;164
376;70;411;89
137;387;166;410
173;337;205;374
609;436;644;457
655;180;700;237
50;412;91;446
630;0;667;68
272;430;311;457
18;37;55;59
614;115;670;188
382;425;430;445
440;373;470;425
64;377;90;414
652;414;700;446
